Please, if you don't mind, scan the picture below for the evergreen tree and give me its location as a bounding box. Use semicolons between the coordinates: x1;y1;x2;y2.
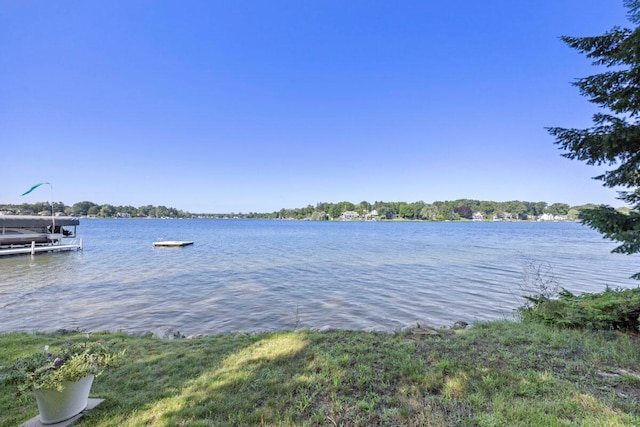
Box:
547;0;640;278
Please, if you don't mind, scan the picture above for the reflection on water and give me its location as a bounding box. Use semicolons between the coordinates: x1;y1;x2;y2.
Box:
0;219;636;335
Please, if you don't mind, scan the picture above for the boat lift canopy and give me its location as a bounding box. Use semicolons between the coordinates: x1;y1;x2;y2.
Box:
0;215;79;228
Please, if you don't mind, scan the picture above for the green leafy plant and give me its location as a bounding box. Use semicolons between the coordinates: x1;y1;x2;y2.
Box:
2;336;124;396
520;286;640;332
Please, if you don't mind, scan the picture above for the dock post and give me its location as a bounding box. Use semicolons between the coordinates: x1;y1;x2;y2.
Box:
30;241;35;255
79;238;83;251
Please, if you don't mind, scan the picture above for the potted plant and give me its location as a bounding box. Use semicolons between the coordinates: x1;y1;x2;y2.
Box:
2;335;124;425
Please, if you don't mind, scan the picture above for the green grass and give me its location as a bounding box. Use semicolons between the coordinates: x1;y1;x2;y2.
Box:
1;322;639;426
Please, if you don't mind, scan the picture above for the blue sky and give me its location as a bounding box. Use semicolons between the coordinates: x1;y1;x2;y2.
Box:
1;1;631;213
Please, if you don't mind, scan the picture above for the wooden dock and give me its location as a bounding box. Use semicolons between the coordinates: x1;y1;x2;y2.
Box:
0;239;83;256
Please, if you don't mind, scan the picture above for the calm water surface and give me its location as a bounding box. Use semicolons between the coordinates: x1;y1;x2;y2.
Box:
0;219;637;335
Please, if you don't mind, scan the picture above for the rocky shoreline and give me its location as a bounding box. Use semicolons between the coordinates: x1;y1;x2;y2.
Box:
38;321;470;340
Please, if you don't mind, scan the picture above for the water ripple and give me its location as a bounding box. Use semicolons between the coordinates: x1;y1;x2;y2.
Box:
0;220;637;335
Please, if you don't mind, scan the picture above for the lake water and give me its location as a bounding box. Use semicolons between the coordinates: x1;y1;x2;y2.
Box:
0;219;637;336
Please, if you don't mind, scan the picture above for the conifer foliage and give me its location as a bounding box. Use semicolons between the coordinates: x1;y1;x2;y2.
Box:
548;0;640;278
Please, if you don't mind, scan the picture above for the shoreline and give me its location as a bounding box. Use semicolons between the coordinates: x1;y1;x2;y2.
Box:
4;319;472;340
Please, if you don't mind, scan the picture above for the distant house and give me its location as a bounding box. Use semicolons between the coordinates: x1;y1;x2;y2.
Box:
341;211;360;220
491;212;515;221
116;212;132;218
472;212;485;221
364;209;380;221
540;213;568;221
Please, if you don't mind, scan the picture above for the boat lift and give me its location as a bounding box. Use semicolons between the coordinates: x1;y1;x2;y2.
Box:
0;215;82;257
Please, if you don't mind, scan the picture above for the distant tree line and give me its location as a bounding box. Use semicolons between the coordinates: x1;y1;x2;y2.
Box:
267;200;595;221
0;199;605;221
0;201;192;219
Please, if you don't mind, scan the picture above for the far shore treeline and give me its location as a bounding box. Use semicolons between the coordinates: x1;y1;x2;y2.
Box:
0;199;625;221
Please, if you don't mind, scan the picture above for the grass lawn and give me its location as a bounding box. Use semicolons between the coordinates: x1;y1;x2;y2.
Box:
1;321;639;426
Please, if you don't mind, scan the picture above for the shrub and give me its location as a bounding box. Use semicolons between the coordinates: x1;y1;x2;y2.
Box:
519;286;640;332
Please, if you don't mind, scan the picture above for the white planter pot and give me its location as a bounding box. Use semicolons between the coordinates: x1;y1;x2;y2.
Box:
33;375;94;425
